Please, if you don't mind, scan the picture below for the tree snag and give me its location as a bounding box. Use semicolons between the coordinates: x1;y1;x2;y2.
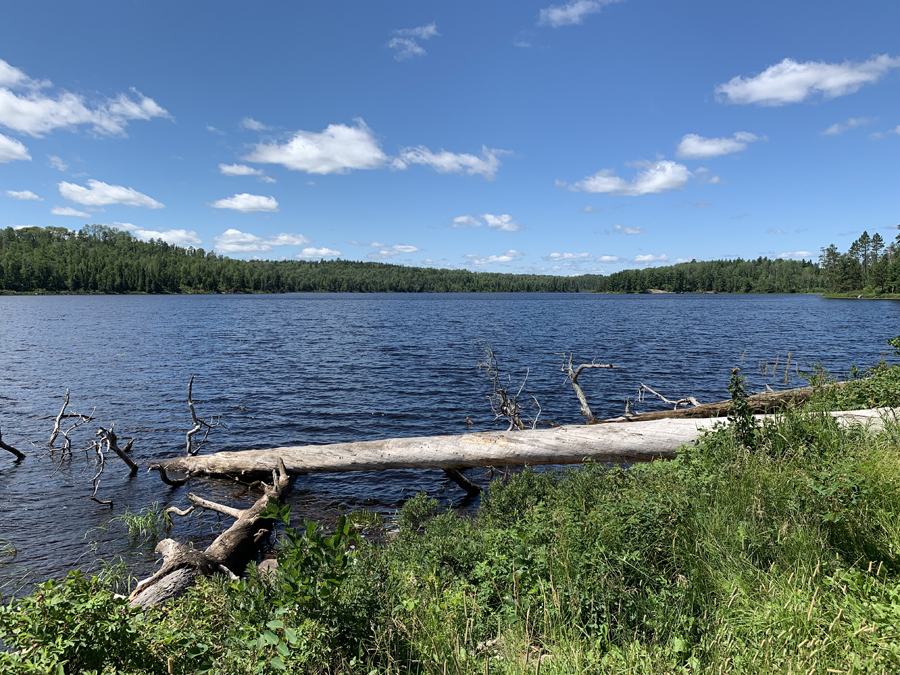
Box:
559;353;616;422
0;426;25;460
477;342;541;431
636;383;700;411
185;375;221;456
130;458;291;608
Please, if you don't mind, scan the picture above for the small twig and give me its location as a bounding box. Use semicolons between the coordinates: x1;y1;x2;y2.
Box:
637;383;700;410
186;375;221;456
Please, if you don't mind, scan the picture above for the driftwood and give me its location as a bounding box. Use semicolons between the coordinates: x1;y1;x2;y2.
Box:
149;408;891;482
559;353;616;422
599;385;841;424
129;459;290;608
0;426;25;460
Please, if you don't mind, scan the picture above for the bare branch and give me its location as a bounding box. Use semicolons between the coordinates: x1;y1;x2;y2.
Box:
558;353;616;422
49;389;70;447
186;375;221;456
96;424;139;475
187;493;245;520
476;342;540;432
443;468;482;496
88;441;113;506
150;465;190;487
637;383;700;410
0;426;25;460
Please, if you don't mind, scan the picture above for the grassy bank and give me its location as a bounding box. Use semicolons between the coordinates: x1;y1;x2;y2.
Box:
2;365;900;674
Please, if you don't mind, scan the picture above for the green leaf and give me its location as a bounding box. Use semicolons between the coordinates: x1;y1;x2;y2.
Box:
266;619;284;630
269;655;287;670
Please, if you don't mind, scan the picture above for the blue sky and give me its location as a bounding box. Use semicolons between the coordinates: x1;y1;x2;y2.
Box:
1;0;897;274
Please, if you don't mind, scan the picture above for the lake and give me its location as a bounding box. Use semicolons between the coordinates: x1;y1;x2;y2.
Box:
0;292;896;588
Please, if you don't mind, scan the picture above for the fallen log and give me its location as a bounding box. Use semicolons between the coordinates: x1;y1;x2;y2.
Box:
148;408;891;482
129;459;290;608
600;384;843;423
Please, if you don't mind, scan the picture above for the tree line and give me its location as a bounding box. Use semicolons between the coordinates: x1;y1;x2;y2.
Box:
819;230;900;294
0;224;845;295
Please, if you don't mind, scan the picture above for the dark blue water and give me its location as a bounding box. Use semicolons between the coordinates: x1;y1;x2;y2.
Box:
0;293;895;587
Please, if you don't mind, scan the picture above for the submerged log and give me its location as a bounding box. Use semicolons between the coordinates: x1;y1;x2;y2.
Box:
148;408;890;482
129;459;290;608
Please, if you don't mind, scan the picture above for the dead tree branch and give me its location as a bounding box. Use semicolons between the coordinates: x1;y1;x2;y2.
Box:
0;426;25;460
558;353;616;422
96;424;138;475
150;466;190;487
130;458;291;607
186;375;222;456
49;389;70;447
477;342;541;432
60;407;95;455
637;383;701;411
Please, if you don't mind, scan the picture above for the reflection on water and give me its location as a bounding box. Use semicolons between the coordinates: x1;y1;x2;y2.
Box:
0;292;896;585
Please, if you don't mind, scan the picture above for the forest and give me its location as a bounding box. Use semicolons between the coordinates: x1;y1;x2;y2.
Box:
0;224;897;295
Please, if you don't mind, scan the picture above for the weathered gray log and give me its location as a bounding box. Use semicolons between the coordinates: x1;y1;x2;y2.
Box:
599;384;846;424
129;459;290;608
148;408;891;481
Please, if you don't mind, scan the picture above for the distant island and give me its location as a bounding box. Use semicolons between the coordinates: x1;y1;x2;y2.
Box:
0;225;896;296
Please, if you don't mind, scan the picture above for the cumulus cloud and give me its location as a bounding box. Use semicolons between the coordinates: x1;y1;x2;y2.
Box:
208;193;278;213
388;23;439;60
676;132;760;158
349;240;421;259
613;224;645;235
560;160;690;196
244;119;387;174
240;117;269;131
6;189;41;200
219;163;263;176
543;252;591;261
595;255;622;263
47;155;67;171
538;0;622;27
396;145;506;179
0;132;30;162
716;55;900;106
451;213;523;231
821;117;873;136
51;206;90;217
59;179;164;209
634;254;669;264
0;59;168;137
296;247;341;259
211;228;310;253
777;251;814;259
113;222;201;247
464;249;524;266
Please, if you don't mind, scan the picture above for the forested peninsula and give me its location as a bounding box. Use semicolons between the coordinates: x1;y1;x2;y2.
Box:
1;224;897;295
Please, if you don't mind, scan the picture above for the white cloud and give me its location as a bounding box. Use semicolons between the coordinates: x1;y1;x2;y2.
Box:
297;247;341;259
482;213;523;231
219;163;263;176
613;224;645;235
777;251;814;259
676;132;760;158
47;155;66;171
397;145;506;179
767;227;786;235
241;117;269;131
560;160;690;196
393;23;439;39
51;206;90;217
59;179;164;209
211;228;309;253
244;119;387;174
595;255;622;263
538;0;621;27
634;254;669;264
350;241;421;259
388;23;439;61
452;215;482;228
464;249;524;266
716;55;900;106
0;59;168;137
206;124;225;135
113;222;201;247
0;132;30;162
543;252;591;261
208;193;278;213
451;213;523;231
581;206;602;213
869;125;900;140
694;167;723;185
821;117;873;136
6;189;41;201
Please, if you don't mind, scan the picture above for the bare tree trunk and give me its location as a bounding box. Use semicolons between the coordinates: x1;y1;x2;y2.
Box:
149;408;890;482
560;354;615;422
129;459;291;608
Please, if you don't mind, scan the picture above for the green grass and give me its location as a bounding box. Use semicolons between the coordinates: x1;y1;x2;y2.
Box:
2;365;900;674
